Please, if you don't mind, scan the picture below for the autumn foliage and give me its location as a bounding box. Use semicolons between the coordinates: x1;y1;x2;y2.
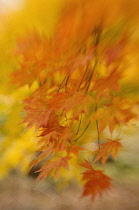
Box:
11;0;139;202
80;160;112;201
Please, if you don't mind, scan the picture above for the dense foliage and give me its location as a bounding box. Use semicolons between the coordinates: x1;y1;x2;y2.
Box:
10;0;139;201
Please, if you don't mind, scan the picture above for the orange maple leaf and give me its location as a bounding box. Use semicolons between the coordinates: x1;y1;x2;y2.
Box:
66;145;85;156
48;89;89;117
92;69;122;101
92;96;136;134
35;156;71;181
94;139;122;164
12;31;51;86
104;35;126;66
31;125;71;167
80;160;112;201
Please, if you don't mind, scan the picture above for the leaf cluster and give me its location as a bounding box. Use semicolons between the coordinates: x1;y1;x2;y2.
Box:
11;0;139;202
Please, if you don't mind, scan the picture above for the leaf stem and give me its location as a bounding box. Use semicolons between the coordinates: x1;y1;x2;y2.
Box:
58;73;69;92
76;113;82;135
84;26;101;94
74;121;91;142
77;63;90;91
95;103;100;149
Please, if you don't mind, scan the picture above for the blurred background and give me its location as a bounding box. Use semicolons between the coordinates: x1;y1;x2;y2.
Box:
0;0;139;209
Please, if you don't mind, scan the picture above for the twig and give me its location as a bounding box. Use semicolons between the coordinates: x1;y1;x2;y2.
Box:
95;103;100;149
76;113;82;135
74;121;91;142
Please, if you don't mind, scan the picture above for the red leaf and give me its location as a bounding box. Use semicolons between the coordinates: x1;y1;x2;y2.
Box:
36;156;71;181
94;139;122;164
80;160;112;201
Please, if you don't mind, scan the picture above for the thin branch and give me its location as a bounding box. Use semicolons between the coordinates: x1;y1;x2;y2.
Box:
65;74;70;87
74;121;91;142
77;62;90;91
57;73;69;92
59;109;65;121
76;113;82;135
84;58;98;94
60;118;73;125
84;26;102;94
95;103;100;149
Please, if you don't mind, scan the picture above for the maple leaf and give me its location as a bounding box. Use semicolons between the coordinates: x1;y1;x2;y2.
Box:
92;97;136;134
12;31;51;86
66;145;85;156
94;139;122;164
35;156;71;181
48;89;90;120
30;125;71;169
104;35;127;66
48;89;85;110
92;68;122;101
80;160;112;201
22;87;46;126
22;86;57;130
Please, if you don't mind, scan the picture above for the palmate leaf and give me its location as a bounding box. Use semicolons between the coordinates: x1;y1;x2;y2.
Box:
104;35;126;66
35;156;71;181
23;87;90;129
12;31;50;87
92;68;122;101
80;160;112;201
94;139;122;164
91;96;136;134
66;145;85;156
